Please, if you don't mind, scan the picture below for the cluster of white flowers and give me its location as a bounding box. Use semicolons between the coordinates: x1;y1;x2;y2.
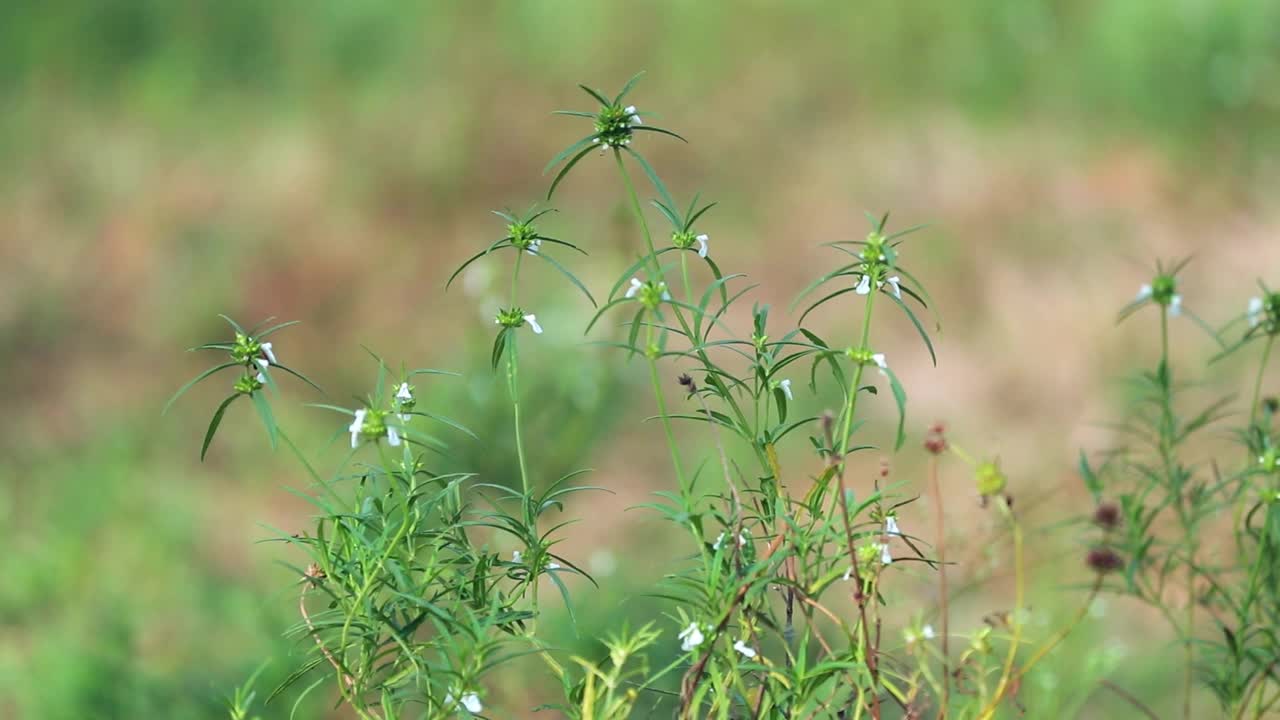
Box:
855;273;901;299
1136;284;1183;316
712;529;749;551
444;689;482;714
624;277;671;302
678;622;704;652
348;408;401;449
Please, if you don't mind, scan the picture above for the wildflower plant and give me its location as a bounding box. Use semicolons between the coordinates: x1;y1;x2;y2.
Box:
169;74;1278;719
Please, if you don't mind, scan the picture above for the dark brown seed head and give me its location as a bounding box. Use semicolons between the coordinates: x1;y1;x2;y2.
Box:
1086;546;1123;574
1093;502;1121;531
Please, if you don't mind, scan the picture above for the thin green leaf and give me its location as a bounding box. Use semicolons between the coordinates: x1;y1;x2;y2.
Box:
532;251;597;307
201;394;242;461
164;361;242;415
546;145;597;200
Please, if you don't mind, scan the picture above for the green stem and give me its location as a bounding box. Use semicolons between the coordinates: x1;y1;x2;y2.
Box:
505;253;540;625
1161;309;1196;720
836;290;879;460
1250;335;1275;429
611;150;768;474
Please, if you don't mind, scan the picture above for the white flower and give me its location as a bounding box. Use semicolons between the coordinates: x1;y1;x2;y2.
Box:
625;277;644;299
625;105;642;125
678;622;705;652
395;382;414;422
855;274;872;295
922;624;935;640
842;566;853;581
778;379;793;401
1169;294;1183;317
885;515;901;536
512;550;523;564
871;353;888;376
695;233;709;258
1249;297;1265;328
260;342;276;365
547;561;562;570
348;409;367;449
386;424;402;447
523;314;543;334
713;530;748;551
256;371;267;383
1136;284;1153;301
733;640;757;659
880;543;893;565
526;238;542;256
445;690;482;714
883;276;902;300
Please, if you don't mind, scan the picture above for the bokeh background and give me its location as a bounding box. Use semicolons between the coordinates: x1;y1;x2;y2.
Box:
3;2;1280;718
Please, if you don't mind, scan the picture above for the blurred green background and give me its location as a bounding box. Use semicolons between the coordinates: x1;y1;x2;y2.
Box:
3;1;1279;717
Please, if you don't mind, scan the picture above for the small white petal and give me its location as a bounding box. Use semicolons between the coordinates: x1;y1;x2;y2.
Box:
842;567;853;581
1249;297;1264;328
922;624;936;639
885;515;901;536
678;623;705;652
696;233;709;258
396;382;413;401
885;276;902;300
1169;295;1183;317
256;371;266;383
260;342;276;364
592;137;601;143
523;314;543;334
349;409;367;448
880;543;893;565
461;692;482;714
733;640;757;659
713;532;725;551
625;277;643;299
386;425;401;447
512;550;522;563
871;353;888;376
778;378;793;401
546;562;561;570
738;530;749;547
855;275;872;295
1136;284;1152;301
255;357;269;369
526;238;542;256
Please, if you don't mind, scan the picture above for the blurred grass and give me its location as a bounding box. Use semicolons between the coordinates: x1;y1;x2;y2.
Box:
3;1;1279;717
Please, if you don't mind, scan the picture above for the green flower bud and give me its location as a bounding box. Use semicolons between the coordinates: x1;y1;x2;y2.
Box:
1260;448;1279;474
234;373;262;395
975;460;1007;497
